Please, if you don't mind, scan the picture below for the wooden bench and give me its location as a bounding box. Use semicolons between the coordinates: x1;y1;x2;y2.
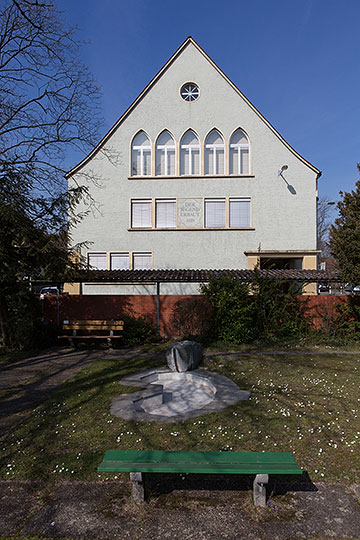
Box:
98;449;302;506
59;320;124;347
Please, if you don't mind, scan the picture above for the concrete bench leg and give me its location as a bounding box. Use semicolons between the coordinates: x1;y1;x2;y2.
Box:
130;472;144;503
253;474;268;507
107;330;114;348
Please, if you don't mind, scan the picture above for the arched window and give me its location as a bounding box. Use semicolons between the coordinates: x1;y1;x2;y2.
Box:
229;128;250;174
131;131;151;176
155;131;176;176
180;129;200;175
205;129;225;175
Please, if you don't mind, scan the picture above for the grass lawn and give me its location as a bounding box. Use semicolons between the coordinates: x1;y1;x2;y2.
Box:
0;344;359;484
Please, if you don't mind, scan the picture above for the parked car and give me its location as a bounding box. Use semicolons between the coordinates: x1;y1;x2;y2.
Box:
344;283;360;295
317;282;331;294
39;287;59;300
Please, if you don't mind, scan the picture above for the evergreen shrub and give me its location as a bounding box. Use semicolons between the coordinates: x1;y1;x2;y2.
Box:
121;314;159;346
201;269;309;344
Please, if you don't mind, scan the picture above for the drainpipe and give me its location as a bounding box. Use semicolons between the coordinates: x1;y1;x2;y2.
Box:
156;281;160;335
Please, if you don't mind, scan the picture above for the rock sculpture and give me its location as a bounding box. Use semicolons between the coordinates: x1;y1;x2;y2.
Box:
166;340;203;372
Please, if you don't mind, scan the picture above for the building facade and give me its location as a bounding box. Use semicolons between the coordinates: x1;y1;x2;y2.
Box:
66;37;320;295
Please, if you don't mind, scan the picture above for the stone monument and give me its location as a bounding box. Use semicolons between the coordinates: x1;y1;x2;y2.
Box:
166;340;203;372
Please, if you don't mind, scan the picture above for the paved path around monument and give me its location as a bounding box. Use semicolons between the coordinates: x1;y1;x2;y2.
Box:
0;347;116;439
0;479;359;539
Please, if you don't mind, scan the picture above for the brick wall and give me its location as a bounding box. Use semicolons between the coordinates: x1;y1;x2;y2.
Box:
43;294;212;337
298;295;349;329
44;294;350;337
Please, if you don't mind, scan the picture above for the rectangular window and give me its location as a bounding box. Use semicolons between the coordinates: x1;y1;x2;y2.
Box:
229;198;251;228
133;252;152;270
229;147;249;174
88;252;107;270
205;199;226;228
131;200;152;228
156;148;175;175
143;149;151;175
240;148;249;174
181;148;200;175
110;253;129;270
156;199;176;228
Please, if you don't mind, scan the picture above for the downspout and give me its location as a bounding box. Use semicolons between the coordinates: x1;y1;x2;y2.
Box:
156;281;160;335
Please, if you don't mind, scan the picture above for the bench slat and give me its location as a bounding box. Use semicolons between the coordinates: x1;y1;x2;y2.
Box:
98;460;302;475
63;324;123;330
64;320;124;325
98;450;302;475
58;335;123;339
102;449;299;465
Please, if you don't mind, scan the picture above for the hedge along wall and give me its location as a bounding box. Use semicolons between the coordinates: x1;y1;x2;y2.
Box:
43;294;350;338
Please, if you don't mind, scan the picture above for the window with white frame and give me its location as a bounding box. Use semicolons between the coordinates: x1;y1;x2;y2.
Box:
229;198;251;228
155;130;176;176
132;252;152;270
131;131;152;176
156;199;176;228
110;253;130;270
229;128;250;175
180;129;200;175
88;252;107;270
204;198;226;228
205;129;225;175
131;199;152;228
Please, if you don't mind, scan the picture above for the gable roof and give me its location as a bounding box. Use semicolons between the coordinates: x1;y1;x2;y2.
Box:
65;36;321;179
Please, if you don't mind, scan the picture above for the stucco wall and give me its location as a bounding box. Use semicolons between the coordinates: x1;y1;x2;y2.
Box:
69;42;318;270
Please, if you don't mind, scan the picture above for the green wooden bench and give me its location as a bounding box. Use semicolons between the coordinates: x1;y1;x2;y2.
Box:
98;449;302;506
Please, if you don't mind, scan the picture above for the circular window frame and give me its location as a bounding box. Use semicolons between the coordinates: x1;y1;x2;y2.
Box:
180;82;200;102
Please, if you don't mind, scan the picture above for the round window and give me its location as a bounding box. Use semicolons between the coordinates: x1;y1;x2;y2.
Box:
180;83;200;102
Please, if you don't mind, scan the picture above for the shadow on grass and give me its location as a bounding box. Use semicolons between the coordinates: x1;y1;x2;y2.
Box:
145;471;316;498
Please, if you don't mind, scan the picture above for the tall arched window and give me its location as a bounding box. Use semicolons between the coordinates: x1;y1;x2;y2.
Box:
131;131;152;176
155;130;176;176
229;128;250;175
180;129;200;175
205;129;225;175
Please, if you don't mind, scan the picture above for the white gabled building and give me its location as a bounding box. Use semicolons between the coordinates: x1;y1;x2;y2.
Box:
65;37;321;295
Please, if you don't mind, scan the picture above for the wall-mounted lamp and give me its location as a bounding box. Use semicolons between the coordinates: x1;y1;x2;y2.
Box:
278;165;296;194
278;165;288;176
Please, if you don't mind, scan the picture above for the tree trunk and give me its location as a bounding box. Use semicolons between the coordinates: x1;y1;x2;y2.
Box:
0;297;10;348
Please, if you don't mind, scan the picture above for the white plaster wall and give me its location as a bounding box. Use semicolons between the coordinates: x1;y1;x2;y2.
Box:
70;42;318;271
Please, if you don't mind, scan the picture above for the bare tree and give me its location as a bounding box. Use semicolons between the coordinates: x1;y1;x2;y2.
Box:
0;0;106;224
317;195;334;261
0;0;110;347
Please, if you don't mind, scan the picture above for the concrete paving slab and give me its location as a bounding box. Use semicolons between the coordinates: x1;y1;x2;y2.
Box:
0;480;45;536
21;481;139;540
0;480;359;540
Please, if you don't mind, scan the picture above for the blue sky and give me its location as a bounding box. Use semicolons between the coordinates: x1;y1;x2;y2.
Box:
61;0;360;210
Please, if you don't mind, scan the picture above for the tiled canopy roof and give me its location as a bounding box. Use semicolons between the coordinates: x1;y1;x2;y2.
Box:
72;268;341;283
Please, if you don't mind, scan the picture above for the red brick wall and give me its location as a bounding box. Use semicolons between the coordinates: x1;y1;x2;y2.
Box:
43;294;212;337
298;295;349;329
44;294;350;336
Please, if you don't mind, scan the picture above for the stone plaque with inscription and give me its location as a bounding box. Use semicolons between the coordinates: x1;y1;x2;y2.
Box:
177;198;203;228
